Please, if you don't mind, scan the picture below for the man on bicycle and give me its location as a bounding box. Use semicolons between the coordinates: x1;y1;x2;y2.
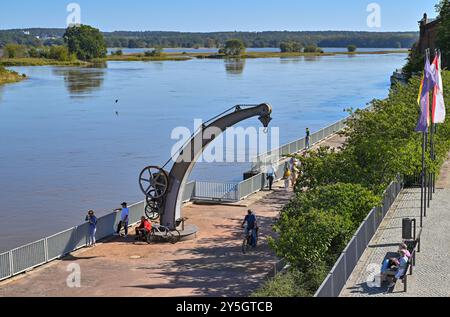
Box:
242;209;258;247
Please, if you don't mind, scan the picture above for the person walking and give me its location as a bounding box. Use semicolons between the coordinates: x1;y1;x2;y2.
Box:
266;164;276;191
85;210;97;247
115;202;129;237
283;165;291;191
290;158;299;187
305;128;311;149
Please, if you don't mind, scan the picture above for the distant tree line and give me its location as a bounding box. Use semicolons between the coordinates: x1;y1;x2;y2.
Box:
0;29;419;49
1;25;107;62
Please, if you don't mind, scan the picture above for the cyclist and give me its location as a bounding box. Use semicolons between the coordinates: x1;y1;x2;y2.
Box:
241;209;258;247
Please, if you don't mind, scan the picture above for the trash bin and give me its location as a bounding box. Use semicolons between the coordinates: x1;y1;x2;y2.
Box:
402;218;413;240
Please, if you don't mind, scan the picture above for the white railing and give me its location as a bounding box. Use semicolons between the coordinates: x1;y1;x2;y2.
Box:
0;200;145;281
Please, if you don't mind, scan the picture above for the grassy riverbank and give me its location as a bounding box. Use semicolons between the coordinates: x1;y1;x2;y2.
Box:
0;57;90;67
0;66;25;85
105;54;191;62
254;70;450;297
191;49;409;59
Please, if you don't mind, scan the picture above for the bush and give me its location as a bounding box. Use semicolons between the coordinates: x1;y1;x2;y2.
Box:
222;39;246;56
269;183;379;270
48;46;72;61
144;46;163;57
280;41;302;53
252;266;328;297
112;49;123;56
303;44;322;53
3;44;27;58
347;45;357;52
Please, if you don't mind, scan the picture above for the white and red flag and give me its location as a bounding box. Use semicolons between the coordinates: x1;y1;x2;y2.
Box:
432;52;446;124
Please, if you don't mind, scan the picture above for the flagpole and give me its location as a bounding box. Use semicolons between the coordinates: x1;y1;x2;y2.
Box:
424;130;428;217
421;131;425;228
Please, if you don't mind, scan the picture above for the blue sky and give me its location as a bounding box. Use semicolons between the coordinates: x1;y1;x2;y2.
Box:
0;0;439;32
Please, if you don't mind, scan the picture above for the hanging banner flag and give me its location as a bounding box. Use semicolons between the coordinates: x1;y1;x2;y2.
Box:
416;54;437;132
432;52;446;124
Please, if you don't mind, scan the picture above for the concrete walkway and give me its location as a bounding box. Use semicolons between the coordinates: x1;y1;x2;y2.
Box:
0;133;345;297
341;155;450;297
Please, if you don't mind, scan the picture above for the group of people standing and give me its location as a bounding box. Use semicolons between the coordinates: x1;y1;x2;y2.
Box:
83;202;132;247
265;128;310;192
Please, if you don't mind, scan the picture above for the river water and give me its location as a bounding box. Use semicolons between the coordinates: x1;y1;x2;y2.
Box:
0;52;407;251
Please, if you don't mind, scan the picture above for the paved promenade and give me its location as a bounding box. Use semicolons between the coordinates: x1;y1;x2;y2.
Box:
0;134;344;297
341;154;450;297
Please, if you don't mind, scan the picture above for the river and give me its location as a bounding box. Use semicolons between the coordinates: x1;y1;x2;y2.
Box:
0;52;407;251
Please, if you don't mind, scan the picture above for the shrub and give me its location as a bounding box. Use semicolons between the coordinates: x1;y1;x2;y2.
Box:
112;49;123;56
48;45;71;61
280;41;302;53
303;44;322;53
269;183;380;269
347;45;357;52
252;266;328;297
223;39;246;56
4;44;27;58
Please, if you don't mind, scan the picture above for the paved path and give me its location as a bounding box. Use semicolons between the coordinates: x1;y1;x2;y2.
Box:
341;157;450;297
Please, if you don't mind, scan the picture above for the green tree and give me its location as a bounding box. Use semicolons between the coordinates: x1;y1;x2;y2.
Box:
222;39;246;56
111;49;123;56
269;183;380;269
280;41;302;53
144;46;163;57
304;44;322;53
4;44;27;58
48;45;72;61
63;25;107;61
347;44;357;52
403;42;424;79
436;0;450;67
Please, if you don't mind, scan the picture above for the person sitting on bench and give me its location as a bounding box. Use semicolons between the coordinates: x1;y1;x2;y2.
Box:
399;243;411;258
388;249;409;288
135;217;152;241
381;257;399;277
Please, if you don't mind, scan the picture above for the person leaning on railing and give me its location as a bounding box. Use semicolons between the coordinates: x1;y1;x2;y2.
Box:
85;210;98;247
114;202;129;237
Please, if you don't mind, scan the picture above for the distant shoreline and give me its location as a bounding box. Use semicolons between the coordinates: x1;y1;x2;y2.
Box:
0;49;410;67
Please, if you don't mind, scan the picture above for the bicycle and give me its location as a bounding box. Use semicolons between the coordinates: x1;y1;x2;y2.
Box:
242;227;258;254
146;224;181;244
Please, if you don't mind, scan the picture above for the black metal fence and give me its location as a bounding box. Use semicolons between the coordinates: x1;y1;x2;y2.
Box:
314;179;403;297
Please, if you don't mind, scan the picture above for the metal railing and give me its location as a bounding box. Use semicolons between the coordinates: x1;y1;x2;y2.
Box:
314;178;404;297
191;117;348;203
0;201;145;281
251;119;346;171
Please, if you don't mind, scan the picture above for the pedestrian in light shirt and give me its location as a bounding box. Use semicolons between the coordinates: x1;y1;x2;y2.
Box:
115;202;129;237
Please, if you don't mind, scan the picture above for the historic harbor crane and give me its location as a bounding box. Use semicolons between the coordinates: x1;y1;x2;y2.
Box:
138;103;273;230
